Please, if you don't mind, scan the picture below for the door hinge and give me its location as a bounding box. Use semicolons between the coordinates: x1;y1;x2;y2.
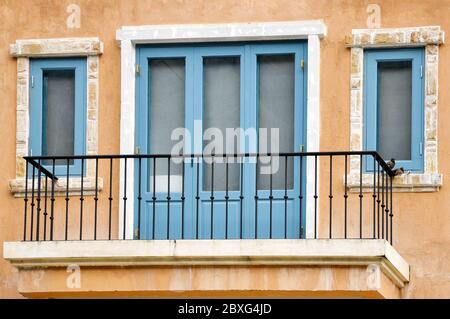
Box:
300;59;305;69
419;142;423;156
134;146;141;155
31;75;35;88
300;227;304;238
420;65;423;78
135;64;141;75
134;228;140;239
300;144;305;152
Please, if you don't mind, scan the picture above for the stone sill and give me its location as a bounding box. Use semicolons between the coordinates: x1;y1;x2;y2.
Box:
346;173;443;193
9;177;104;197
3;239;409;288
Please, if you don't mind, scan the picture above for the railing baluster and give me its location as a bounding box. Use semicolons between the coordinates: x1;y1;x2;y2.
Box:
381;172;385;239
284;155;288;239
108;158;113;240
255;155;259;239
36;159;42;241
94;158;99;240
210;155;214;239
79;158;84;240
314;155;318;239
239;159;244;239
269;155;273;239
23;162;29;241
359;154;363;239
385;171;390;243
152;158;156;240
137;157;141;240
195;159;199;239
329;155;333;239
377;163;381;239
43;175;48;241
65;159;70;240
181;157;185;239
390;176;393;245
167;157;171;240
372;156;377;239
344;155;348;239
225;156;229;239
299;155;303;239
30;165;36;241
50;159;55;241
123;158;127;240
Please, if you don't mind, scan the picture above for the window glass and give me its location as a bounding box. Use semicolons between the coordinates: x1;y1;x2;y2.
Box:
148;59;185;192
42;70;75;164
203;57;240;191
377;61;412;160
257;55;295;190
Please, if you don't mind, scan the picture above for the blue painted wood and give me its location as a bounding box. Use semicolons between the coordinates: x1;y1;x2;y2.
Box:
364;48;425;172
29;58;87;176
136;42;307;240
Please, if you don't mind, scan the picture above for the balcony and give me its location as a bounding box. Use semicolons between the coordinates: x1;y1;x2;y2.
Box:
3;151;409;298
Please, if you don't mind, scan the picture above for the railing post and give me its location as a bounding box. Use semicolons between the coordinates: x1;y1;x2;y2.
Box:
108;158;113;240
23;161;29;241
167;156;171;240
50;159;55;241
390;176;393;245
329;155;333;239
43;175;48;241
79;158;84;240
30;165;36;241
344;155;348;239
94;158;99;240
36;159;42;241
65;159;70;240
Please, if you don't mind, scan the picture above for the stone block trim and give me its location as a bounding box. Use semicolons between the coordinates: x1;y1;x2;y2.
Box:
10;38;103;57
9;38;103;195
347;27;444;192
345;26;444;48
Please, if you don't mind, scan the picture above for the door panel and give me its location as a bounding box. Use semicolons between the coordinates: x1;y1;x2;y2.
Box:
248;44;306;239
136;47;195;240
195;47;245;239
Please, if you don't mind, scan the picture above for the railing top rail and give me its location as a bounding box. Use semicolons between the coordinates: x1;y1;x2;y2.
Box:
24;151;394;180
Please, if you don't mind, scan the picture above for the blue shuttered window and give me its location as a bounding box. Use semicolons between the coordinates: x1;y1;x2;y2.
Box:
29;58;87;175
364;48;425;172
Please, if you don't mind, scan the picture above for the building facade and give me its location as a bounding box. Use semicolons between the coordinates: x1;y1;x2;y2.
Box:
0;0;449;298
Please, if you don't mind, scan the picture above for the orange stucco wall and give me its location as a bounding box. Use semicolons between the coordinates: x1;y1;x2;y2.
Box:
1;0;449;298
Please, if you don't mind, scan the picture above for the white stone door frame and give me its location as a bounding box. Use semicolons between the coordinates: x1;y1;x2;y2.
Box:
116;20;326;239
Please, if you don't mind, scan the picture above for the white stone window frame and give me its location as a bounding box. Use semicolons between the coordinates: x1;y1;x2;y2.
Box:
116;20;326;239
346;26;445;192
9;38;103;196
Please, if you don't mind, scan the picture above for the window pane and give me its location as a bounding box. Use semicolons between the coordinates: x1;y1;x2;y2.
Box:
42;70;75;165
257;55;295;190
203;57;240;191
149;59;185;192
377;61;412;160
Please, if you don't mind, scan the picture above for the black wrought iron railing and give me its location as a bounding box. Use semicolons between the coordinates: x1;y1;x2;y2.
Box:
21;151;395;245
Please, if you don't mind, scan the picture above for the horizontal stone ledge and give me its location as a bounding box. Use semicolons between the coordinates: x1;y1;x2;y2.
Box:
345;173;443;193
9;177;104;197
3;239;409;287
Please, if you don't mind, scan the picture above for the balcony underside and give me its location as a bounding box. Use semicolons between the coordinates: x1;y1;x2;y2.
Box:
3;239;408;298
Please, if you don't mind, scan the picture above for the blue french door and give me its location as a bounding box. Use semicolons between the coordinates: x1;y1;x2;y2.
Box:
135;42;306;240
